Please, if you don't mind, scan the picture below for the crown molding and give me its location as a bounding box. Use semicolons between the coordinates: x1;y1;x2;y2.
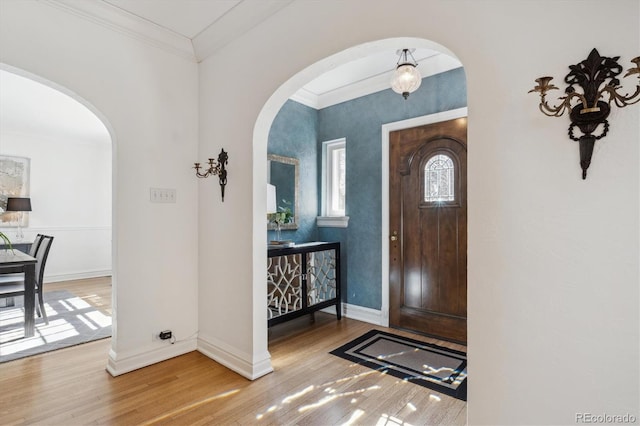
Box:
41;0;196;62
315;71;394;109
291;54;463;110
289;87;319;109
192;0;294;62
39;0;462;103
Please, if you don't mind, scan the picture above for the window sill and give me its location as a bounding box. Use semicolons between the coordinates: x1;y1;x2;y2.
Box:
316;216;349;228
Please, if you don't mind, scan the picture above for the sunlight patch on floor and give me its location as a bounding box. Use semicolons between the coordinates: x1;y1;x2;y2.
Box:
60;296;91;310
139;389;240;425
0;295;112;360
342;408;365;425
376;413;414;426
84;310;111;328
76;314;99;331
282;385;314;404
297;385;381;413
0;318;79;354
322;368;379;386
255;366;394;421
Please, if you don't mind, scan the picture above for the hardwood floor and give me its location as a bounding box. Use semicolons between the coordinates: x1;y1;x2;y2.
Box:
0;278;467;425
45;276;112;315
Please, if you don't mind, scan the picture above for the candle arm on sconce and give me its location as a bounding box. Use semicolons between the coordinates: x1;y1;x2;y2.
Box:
529;48;640;179
193;148;228;201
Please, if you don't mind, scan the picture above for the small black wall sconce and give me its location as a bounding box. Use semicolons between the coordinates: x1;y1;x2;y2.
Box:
529;48;640;179
193;148;228;201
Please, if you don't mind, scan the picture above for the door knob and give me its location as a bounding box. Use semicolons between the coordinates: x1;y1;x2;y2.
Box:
390;231;398;241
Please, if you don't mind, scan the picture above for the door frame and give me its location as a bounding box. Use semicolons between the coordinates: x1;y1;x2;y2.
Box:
380;107;468;327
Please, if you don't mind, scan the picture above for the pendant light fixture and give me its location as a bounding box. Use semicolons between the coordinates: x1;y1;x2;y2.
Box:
391;48;421;99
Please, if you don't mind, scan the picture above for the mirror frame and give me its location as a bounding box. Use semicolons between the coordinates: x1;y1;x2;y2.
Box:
268;154;299;230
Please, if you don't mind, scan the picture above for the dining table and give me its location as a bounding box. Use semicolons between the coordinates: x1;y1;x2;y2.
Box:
0;249;37;337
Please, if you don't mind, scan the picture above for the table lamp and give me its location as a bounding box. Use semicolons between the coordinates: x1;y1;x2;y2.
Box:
6;197;32;240
267;184;277;215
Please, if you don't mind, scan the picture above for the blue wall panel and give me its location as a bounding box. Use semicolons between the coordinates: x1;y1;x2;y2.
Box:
267;100;318;243
268;68;466;311
317;68;467;310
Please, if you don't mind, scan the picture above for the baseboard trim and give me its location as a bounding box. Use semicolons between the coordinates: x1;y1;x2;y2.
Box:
105;303;379;378
197;334;273;380
106;338;197;376
45;270;112;283
321;303;383;325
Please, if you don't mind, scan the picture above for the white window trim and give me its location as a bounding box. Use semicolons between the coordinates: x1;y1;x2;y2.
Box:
318;138;348;228
316;215;349;228
322;138;346;216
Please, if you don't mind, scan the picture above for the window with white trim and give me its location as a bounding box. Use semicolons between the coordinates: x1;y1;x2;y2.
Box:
323;138;346;217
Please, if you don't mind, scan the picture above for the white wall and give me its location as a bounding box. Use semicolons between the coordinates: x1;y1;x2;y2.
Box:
198;1;639;425
0;1;200;375
1;0;637;424
0;130;112;281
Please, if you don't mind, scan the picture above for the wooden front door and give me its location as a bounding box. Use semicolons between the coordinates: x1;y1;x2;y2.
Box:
389;118;467;343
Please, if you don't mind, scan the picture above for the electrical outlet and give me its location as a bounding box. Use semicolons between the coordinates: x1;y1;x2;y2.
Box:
150;188;176;203
152;330;173;341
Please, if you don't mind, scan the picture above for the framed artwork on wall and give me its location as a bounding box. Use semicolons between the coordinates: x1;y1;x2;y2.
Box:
0;155;31;227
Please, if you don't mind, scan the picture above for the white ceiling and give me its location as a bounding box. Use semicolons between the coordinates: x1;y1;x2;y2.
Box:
0;1;463;141
0;70;109;143
103;0;242;39
51;0;462;105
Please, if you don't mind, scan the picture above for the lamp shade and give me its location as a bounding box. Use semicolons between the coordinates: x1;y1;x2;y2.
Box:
6;197;32;212
267;184;277;214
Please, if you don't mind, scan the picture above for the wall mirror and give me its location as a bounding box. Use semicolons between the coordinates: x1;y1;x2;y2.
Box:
268;154;299;230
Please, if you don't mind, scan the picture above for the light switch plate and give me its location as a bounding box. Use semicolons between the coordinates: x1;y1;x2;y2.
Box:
150;188;176;203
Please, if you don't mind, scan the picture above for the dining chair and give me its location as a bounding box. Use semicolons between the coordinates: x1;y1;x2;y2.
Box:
29;234;44;257
0;233;43;279
0;235;54;324
0;234;44;310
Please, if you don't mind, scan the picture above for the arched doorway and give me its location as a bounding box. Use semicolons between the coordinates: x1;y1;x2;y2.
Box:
252;37;467;360
0;64;116;358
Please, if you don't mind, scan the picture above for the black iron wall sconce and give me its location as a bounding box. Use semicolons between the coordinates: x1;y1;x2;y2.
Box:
193;148;228;201
529;48;640;179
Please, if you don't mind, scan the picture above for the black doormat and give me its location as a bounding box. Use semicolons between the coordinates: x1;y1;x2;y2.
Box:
330;329;467;401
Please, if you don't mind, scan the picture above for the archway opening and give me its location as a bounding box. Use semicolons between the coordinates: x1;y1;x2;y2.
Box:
253;36;468;361
0;64;116;359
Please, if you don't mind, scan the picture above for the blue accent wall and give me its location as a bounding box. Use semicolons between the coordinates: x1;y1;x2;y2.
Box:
267;99;318;243
317;68;467;310
268;68;466;310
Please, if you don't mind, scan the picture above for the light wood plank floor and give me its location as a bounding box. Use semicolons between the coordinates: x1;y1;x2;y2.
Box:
0;278;467;425
46;276;113;315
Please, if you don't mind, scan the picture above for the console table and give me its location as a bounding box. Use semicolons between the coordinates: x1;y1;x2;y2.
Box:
267;241;341;327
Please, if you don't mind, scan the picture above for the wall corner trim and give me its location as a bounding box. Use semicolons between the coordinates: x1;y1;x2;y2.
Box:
322;302;382;325
106;339;197;376
197;334;273;380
